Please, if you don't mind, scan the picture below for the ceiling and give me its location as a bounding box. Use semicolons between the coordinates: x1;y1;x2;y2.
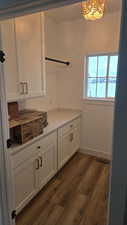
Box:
46;0;121;22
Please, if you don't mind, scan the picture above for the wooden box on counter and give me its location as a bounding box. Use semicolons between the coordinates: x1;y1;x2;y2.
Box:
10;110;48;145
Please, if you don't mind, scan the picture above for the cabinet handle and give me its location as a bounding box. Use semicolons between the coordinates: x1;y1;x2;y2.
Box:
69;133;74;142
24;82;28;95
26;82;28;94
35;159;40;170
20;82;24;95
39;156;43;167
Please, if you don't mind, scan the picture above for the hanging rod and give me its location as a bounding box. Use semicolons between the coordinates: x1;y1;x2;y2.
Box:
45;57;70;66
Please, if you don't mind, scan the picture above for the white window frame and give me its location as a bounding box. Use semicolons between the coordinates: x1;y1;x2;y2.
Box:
84;53;118;101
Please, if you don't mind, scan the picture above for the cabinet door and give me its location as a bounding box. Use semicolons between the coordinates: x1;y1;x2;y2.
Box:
58;118;81;169
71;125;80;155
13;156;37;213
37;132;57;189
39;144;57;189
58;131;72;170
15;12;45;99
0;19;20;101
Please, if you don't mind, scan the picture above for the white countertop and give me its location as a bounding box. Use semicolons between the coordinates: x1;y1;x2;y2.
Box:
10;108;81;154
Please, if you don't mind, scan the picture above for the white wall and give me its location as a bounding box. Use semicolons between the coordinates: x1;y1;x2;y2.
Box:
56;12;121;109
56;11;121;158
81;101;114;159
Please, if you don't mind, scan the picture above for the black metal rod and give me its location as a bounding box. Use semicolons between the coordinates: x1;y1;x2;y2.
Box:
45;57;70;66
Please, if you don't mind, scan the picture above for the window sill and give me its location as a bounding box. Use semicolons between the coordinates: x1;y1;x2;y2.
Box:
82;98;115;106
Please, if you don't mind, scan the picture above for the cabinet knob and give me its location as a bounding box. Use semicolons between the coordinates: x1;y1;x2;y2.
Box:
37;146;41;149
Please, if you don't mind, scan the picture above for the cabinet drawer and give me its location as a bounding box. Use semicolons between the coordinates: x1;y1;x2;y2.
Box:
58;118;81;136
11;143;36;169
36;131;57;151
11;131;57;169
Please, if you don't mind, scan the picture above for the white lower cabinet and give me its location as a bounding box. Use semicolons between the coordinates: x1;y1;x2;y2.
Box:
11;117;81;214
58;118;81;169
71;125;81;155
37;132;57;189
14;156;37;213
11;131;57;213
58;131;72;170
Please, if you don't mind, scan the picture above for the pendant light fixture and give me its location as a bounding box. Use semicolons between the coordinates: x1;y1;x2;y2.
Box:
81;0;105;21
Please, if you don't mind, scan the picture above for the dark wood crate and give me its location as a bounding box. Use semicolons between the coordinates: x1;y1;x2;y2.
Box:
32;119;43;137
10;110;47;145
13;119;43;144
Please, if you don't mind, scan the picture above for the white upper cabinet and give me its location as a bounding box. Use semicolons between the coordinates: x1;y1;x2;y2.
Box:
0;12;46;101
0;19;20;102
15;12;46;99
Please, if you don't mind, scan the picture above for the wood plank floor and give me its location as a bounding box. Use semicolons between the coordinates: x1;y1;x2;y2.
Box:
16;153;110;225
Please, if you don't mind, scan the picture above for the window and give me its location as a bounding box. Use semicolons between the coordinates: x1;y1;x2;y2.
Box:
85;54;118;99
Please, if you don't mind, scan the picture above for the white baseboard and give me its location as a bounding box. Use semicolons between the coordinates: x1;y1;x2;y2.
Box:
79;147;112;161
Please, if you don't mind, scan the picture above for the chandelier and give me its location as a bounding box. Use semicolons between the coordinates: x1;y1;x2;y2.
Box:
81;0;105;21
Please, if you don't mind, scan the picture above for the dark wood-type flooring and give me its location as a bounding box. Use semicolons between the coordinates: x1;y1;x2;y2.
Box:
16;153;110;225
